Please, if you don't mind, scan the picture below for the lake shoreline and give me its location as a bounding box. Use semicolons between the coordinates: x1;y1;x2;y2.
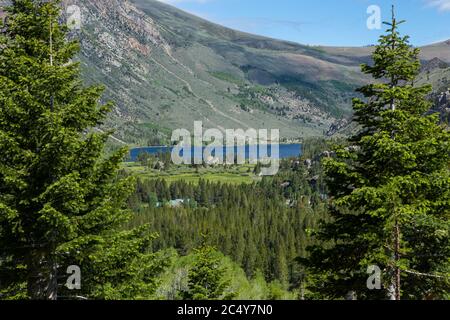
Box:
128;144;303;162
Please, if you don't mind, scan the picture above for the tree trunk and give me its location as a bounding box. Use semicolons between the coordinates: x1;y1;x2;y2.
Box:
27;250;58;300
345;291;357;300
300;280;305;300
387;284;396;300
393;220;401;300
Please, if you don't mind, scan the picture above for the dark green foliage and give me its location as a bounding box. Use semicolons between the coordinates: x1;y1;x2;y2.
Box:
127;151;329;288
304;9;450;300
0;0;165;299
180;241;235;300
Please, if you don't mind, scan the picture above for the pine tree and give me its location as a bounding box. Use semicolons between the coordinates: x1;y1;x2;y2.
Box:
304;7;450;300
181;240;235;300
0;0;166;299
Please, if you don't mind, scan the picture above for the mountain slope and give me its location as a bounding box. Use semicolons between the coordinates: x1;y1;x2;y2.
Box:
62;0;358;144
5;0;448;144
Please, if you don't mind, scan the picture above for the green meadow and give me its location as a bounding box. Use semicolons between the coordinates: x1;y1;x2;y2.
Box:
122;162;258;185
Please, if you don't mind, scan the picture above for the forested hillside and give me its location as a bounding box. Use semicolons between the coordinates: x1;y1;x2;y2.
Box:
126;151;329;290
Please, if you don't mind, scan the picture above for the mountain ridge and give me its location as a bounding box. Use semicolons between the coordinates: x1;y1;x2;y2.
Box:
2;0;449;144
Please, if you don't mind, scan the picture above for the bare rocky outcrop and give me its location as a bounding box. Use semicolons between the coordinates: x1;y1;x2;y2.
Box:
432;89;450;122
420;57;449;73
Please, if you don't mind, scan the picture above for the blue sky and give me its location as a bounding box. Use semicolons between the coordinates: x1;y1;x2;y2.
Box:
157;0;450;46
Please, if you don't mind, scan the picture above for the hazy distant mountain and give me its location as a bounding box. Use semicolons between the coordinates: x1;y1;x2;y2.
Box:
5;0;450;143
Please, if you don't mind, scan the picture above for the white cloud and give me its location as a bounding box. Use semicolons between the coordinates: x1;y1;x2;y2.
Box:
425;0;450;12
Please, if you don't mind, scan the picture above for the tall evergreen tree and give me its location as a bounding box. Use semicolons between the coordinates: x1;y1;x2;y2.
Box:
304;7;450;300
0;0;166;299
181;239;235;300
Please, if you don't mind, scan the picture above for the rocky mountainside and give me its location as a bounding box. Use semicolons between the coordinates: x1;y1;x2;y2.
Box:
432;90;450;122
416;57;450;123
62;0;365;144
2;0;449;144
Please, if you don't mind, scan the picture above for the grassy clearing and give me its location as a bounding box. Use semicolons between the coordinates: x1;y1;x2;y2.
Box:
122;162;258;185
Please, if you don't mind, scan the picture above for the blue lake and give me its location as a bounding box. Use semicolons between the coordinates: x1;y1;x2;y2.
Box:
129;144;302;162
